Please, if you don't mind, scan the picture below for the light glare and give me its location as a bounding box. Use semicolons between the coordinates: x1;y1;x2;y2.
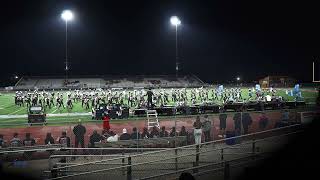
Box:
61;10;73;21
170;16;181;26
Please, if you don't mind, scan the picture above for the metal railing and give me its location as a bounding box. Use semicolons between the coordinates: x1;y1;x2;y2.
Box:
47;123;303;180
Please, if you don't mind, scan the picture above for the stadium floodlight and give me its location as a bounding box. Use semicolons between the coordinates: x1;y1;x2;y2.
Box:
170;16;181;26
170;16;181;78
14;75;18;79
61;10;73;21
61;10;74;83
237;77;240;81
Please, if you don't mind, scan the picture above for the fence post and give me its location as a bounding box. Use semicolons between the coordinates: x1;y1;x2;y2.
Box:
224;162;230;180
127;156;132;180
175;148;178;171
69;121;73;157
122;152;125;175
195;144;200;172
221;148;224;161
252;139;256;160
51;165;58;178
192;162;198;174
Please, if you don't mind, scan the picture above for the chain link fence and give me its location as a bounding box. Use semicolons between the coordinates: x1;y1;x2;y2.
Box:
45;124;303;180
0;108;317;180
0;109;311;158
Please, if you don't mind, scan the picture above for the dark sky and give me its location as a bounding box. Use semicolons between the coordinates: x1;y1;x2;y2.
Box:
0;0;319;85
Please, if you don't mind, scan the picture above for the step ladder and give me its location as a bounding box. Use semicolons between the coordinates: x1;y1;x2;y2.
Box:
146;110;160;130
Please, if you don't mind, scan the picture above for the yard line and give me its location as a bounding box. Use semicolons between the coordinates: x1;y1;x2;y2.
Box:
8;107;26;115
51;108;58;114
0;119;26;123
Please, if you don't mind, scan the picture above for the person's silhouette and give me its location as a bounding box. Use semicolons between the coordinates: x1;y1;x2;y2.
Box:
179;172;195;180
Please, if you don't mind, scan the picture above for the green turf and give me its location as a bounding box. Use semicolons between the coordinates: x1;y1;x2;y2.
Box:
0;107;308;129
0;88;317;116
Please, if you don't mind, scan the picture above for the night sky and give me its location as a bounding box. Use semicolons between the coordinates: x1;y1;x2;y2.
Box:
0;0;319;86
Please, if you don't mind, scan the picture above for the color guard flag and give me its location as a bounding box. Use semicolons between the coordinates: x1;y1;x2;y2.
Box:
255;84;261;92
218;85;223;92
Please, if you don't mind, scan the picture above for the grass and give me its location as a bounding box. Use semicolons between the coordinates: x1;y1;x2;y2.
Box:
0;88;317;116
0;87;317;128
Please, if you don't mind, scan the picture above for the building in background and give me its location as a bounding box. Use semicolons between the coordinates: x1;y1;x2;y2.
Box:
259;76;296;88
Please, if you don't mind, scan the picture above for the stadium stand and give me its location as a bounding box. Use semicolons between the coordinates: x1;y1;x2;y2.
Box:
14;75;205;90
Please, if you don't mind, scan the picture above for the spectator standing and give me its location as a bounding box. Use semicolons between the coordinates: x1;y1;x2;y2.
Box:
130;127;141;140
275;110;290;128
150;126;160;138
242;112;253;134
233;113;242;132
73;119;87;149
202;115;212;142
219;112;227;137
120;128;131;140
193;116;203;145
45;133;55;145
159;126;169;137
259;112;269;131
179;126;190;145
102;113;110;131
282;110;290;123
10;133;22;147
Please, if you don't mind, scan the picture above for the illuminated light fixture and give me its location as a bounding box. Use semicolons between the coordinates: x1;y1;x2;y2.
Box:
61;10;73;21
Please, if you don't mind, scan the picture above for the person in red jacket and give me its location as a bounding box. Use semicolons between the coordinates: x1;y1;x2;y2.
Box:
102;113;110;131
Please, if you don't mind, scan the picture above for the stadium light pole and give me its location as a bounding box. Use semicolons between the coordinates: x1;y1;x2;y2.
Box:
236;77;240;87
170;16;181;78
61;10;74;83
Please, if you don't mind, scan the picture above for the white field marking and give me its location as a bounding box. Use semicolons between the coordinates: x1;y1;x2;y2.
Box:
8;107;26;115
0;119;26;122
0;112;91;119
51;108;58;114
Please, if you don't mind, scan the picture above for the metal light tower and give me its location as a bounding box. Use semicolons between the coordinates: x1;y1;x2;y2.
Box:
61;10;74;83
170;16;181;78
236;76;241;87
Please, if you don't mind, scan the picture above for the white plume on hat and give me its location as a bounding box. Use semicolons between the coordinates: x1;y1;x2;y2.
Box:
122;128;127;134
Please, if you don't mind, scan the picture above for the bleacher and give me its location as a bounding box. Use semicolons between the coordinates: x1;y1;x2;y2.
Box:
14;75;205;90
15;78;38;90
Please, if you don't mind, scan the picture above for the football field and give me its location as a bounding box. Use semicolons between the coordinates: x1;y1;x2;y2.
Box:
0;88;317;116
0;87;317;128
